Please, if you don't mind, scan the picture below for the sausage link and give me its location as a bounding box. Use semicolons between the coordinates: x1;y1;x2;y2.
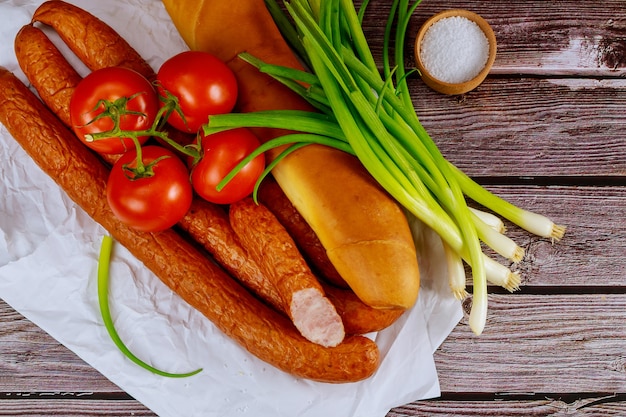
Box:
180;198;403;335
229;197;345;347
257;177;349;288
0;67;379;383
323;284;405;335
178;198;284;311
257;179;404;334
32;0;156;81
14;24;81;127
13;24;117;169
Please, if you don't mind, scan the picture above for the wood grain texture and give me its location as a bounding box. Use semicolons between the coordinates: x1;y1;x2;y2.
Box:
390;397;626;417
0;399;155;417
410;78;626;177
436;294;626;393
362;0;626;76
0;302;120;393
477;186;626;288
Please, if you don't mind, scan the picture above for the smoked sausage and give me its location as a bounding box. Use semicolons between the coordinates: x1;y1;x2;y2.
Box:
32;0;156;81
229;197;345;347
257;177;348;288
14;24;81;127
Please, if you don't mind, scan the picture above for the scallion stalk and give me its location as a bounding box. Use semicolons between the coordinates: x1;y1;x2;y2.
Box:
264;0;311;68
204;109;344;138
472;212;525;263
448;163;566;240
97;235;202;378
483;255;521;292
443;242;468;300
470;207;506;234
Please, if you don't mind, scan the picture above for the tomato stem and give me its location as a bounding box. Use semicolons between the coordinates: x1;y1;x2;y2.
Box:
85;92;201;167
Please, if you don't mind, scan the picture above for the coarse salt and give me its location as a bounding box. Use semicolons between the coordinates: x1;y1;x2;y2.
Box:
420;16;490;84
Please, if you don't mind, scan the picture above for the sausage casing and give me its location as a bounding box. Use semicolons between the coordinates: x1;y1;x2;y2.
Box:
179;198;284;311
32;0;156;81
14;24;81;127
258;177;348;288
229;197;345;348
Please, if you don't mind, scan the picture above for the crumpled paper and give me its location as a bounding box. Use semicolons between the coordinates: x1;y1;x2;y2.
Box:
0;1;463;416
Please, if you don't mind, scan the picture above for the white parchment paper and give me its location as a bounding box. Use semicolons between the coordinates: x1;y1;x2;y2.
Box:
0;1;463;416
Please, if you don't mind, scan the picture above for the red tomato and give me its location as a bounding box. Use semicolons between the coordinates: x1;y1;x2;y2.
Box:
157;51;238;133
70;67;159;155
107;146;193;232
191;128;265;205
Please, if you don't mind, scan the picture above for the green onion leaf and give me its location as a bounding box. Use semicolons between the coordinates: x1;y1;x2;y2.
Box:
97;235;202;378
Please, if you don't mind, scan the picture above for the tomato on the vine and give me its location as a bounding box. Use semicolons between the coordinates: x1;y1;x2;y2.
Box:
191;128;265;205
70;67;159;155
157;51;238;133
107;146;193;232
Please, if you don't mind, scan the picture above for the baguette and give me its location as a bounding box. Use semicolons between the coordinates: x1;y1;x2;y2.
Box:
0;66;380;383
162;0;421;309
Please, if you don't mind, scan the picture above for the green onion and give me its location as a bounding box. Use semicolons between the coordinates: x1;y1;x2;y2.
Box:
447;162;566;240
472;212;524;263
264;0;311;68
443;242;468;301
469;207;506;234
97;235;202;378
209;0;565;335
483;255;521;292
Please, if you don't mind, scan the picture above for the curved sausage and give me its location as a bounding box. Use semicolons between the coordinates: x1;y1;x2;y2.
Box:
323;284;405;335
257;177;349;288
32;0;156;81
229;197;345;348
14;24;81;127
178;198;284;311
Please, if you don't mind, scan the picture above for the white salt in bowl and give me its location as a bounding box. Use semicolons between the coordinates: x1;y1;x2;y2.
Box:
414;9;496;95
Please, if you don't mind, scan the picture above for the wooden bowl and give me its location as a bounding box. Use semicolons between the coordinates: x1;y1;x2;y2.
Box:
414;9;497;95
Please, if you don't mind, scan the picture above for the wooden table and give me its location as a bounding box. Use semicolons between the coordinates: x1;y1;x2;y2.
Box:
2;0;626;415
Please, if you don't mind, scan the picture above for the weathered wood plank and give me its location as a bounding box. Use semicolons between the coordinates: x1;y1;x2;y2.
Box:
1;397;626;417
4;292;626;415
0;399;155;416
361;0;626;76
0;302;122;393
391;397;626;416
408;77;626;178
3;283;626;393
2;396;626;417
359;1;626;180
477;185;626;288
436;294;626;393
